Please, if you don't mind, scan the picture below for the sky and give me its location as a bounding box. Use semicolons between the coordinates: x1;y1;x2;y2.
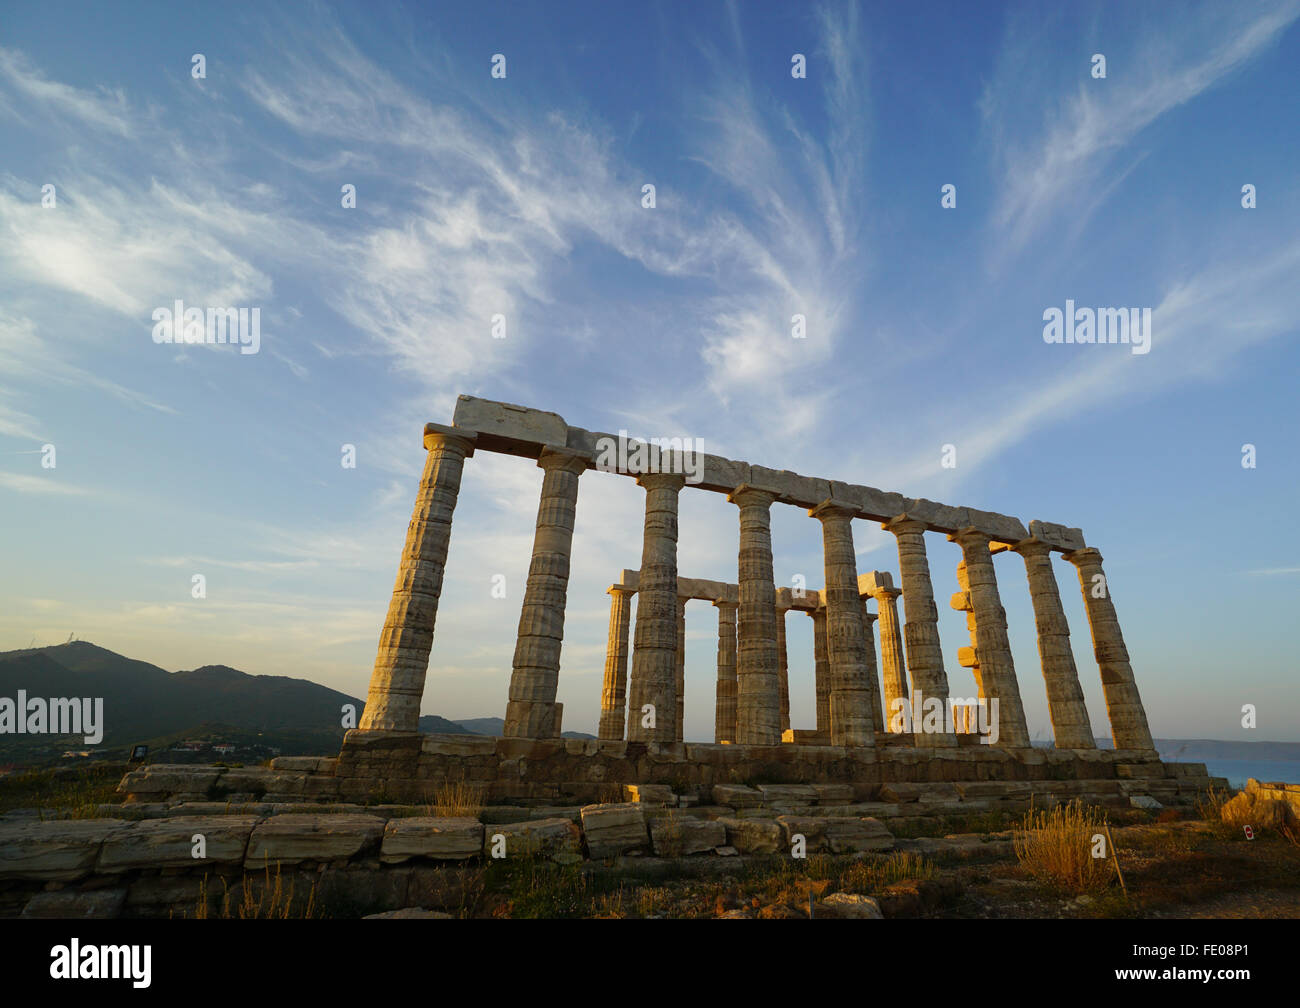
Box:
1;0;1297;744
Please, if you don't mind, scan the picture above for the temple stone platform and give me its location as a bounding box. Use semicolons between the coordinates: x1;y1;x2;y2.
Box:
113;732;1228;809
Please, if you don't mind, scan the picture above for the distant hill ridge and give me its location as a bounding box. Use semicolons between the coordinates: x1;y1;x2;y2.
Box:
0;641;593;757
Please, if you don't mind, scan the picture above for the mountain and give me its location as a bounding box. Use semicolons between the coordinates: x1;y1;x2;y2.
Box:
454;716;596;740
0;641;470;759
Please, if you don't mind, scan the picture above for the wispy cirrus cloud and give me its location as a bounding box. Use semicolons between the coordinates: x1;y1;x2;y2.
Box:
0;47;134;137
982;0;1300;258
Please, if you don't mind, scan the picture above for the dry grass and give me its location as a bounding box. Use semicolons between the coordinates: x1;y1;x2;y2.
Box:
429;778;485;818
1013;800;1117;895
194;865;318;919
840;850;935;893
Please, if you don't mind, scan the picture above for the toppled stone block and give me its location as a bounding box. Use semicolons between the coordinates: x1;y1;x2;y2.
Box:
817;893;883;919
381;817;483;863
484;817;583;863
718;817;783;854
0;819;130;881
649;816;726;856
826;818;894;854
776;816;828;852
98;815;259;872
22;888;127;919
245;814;386;868
116;765;223;797
878;783;924;803
580;803;649;859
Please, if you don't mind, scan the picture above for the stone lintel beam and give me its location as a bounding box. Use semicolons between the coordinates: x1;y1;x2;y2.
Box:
449;397;568;459
858;570;896;595
451;399;1033;541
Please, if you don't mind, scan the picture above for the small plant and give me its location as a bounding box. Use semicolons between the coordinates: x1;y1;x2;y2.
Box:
655;811;685;858
1013;800;1116;895
430;778;485;818
841;851;934;893
195;865;318;919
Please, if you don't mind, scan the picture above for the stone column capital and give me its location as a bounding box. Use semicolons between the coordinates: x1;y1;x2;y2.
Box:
869;586;902;602
881;514;926;535
1064;546;1104;568
1010;536;1055;559
423;423;477;456
810;498;858;522
949;526;992;549
636;472;687;492
537;445;590;475
607;584;634;597
728;483;779;508
712;598;739;612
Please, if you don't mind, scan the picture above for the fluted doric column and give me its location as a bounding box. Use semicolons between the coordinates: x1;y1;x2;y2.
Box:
729;484;783;745
811;604;830;735
713;599;738;743
627;474;686;742
675;596;687;741
503;447;588;738
951;528;1030;748
597;585;633;740
776;605;791;735
362;424;476;732
858;600;885;735
870;583;910;733
1012;539;1094;749
811;500;875;747
1064;547;1154;752
881;516;956;747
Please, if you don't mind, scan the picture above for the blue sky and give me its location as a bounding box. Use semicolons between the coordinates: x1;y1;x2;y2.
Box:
2;0;1297;743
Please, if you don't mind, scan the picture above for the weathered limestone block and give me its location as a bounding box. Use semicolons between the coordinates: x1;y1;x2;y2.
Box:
877;782;925;803
954;781;1032;800
718;817;783;854
421;735;498;757
1129;795;1163;810
116;765;224;797
776;815;828;852
757;784;818;804
381;817;483;863
580;803;650;858
623;784;677;805
452;394;568;451
245;814;386;868
23;889;128;919
712;784;764;807
649;816;727;856
97;815;259;872
0;819;130;881
214;768;307;796
484;817;583;863
811;784;855;803
818;892;884;918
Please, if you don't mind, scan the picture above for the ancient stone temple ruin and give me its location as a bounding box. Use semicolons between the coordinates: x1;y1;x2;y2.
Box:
313;393;1205;806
